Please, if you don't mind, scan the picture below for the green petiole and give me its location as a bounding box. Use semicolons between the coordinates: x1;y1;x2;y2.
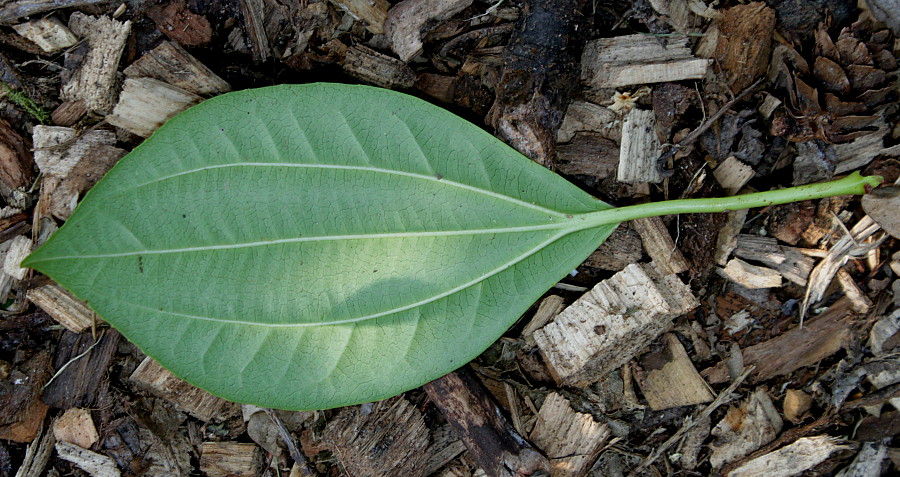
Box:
576;171;883;228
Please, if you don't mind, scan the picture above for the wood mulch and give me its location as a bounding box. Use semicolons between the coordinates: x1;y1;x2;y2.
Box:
1;0;899;476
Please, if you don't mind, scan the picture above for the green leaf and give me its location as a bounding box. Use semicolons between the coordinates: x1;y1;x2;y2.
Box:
24;84;617;410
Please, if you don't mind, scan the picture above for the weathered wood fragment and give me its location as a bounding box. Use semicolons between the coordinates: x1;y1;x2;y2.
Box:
862;185;900;239
719;258;783;289
758;93;782;119
13;424;55;477
61;13;130;113
32;126;116;177
637;333;714;410
580;34;711;89
649;0;705;34
869;309;900;357
707;2;775;92
0;118;34;207
836;268;872;313
200;442;263;477
713;157;754;195
0;351;50;443
50;100;86;127
632;217;690;274
557;100;619;144
239;0;271;62
56;441;120;477
529;392;609;476
53;408;98;448
146;0;212;47
107;78;202;137
42;331;119;409
733;234;815;286
130;357;237;422
534;263;698;387
124;41;231;96
714;209;748;266
555;133;619;178
782;389;812;423
728;435;850;477
322;396;429;476
703;298;856;384
331;0;390;34
423;424;467;476
710;388;783;469
833;128;900;174
385;0;473;62
584;225;643;271
835;441;888;477
617;108;663;183
2;234;30;280
28;284;94;333
12;17;77;53
521;295;565;345
343;45;416;89
424;367;550;476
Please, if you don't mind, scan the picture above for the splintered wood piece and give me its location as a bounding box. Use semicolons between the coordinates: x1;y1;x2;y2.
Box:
709;388;783;469
239;0;271;62
728;435;850;477
123;41;230;96
533;263;698;387
53;408;98;449
734;235;815;286
61;13;130;113
833;129;900;174
580;34;711;89
637;333;714;410
584;225;643;271
713;157;754;195
555;133;619;178
648;0;703;33
528;392;609;476
836;268;872;313
423;424;467;476
27;284;97;334
42;331;119;409
710;2;775;92
200;442;263;477
2;234;31;280
557;101;619;144
758;93;782;119
862;185;900;239
107;77;202;137
50;100;87;127
522;295;565;345
0;351;50;443
343;45;416;89
782;389;812;423
12;17;77;53
322;396;429;477
14;424;56;477
632;216;690;274
0;118;35;206
718;258;783;289
617;108;662;183
703;298;856;384
55;441;120;477
385;0;473;62
32;126;117;178
425;368;550;476
331;0;390;34
869;310;900;357
714;209;748;266
129;357;236;422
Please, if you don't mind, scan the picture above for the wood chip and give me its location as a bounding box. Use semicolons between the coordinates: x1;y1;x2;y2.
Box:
637;333;715;410
322;397;430;477
146;0;213;47
617;108;663;183
107;77;202;137
55;441;120;477
50;100;87;127
331;0;391;35
123;41;231;96
0;351;50;443
385;0;473;62
710;388;783;469
734;235;815;286
14;424;56;477
583;225;643;271
42;331;120;409
714;209;748;266
557;100;619;144
1;234;30;280
713;157;754;195
61;13;131;114
534;263;698;387
32;126;117;177
580;34;711;89
0;118;35;207
862;185;900;239
129;357;237;422
836;268;872;313
343;44;416;89
26;283;95;333
529;392;609;476
53;408;98;449
200;442;263;477
782;389;812;423
238;0;271;62
521;295;565;346
718;258;783;289
868;309;900;357
703;298;856;384
728;435;850;477
555;133;619;178
632;216;690;274
12;17;77;53
710;2;775;92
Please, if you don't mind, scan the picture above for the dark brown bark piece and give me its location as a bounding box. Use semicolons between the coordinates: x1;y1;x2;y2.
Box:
41;330;120;409
146;0;213;47
0;351;51;443
0;0;107;25
424;367;550;476
0;118;35;205
487;0;586;167
714;2;775;92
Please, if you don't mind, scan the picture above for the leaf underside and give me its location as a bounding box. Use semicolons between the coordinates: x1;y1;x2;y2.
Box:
25;84;616;410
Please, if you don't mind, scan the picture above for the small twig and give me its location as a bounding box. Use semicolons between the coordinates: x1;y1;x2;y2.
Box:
655;77;765;175
630;366;754;475
263;408;317;476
